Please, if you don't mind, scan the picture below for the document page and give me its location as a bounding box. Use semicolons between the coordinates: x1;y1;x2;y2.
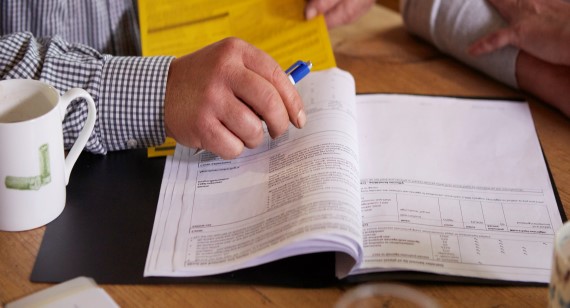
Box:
350;94;563;283
145;69;363;277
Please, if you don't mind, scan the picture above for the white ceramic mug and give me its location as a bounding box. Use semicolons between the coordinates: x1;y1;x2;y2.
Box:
0;79;96;231
550;222;570;307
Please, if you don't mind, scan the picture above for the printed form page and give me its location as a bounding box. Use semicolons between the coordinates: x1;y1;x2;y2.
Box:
351;94;563;283
145;69;364;277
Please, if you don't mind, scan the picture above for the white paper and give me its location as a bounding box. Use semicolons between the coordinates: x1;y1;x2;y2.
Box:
145;68;563;283
145;68;364;277
7;277;118;308
352;94;562;282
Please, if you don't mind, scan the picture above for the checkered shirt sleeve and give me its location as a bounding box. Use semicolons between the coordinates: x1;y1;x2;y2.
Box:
0;32;173;154
0;0;175;154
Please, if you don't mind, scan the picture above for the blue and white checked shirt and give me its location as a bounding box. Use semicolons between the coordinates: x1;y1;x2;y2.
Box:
0;0;174;154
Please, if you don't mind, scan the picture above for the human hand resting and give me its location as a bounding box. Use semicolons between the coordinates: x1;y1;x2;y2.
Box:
164;37;306;160
305;0;374;28
469;0;570;66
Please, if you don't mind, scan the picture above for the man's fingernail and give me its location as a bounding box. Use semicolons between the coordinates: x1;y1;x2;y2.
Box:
297;109;307;128
306;7;317;20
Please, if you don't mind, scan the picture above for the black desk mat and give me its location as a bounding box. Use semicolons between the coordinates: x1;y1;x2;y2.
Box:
31;149;337;287
31;148;564;287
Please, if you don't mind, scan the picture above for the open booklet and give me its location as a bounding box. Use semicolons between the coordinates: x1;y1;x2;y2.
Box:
145;68;564;283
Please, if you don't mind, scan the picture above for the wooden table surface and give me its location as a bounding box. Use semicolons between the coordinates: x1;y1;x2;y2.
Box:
1;5;569;307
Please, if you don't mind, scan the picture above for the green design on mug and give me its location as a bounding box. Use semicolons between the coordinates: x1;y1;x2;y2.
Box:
5;144;51;190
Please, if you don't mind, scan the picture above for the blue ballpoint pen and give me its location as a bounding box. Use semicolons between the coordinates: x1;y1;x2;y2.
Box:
193;60;312;156
285;60;312;85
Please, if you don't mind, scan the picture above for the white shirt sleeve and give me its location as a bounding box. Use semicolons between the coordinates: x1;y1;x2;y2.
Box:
400;0;519;88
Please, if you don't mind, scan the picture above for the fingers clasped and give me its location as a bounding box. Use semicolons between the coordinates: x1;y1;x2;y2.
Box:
468;0;570;66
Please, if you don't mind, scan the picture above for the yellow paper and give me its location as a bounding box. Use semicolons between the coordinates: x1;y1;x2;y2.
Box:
138;0;336;70
147;137;177;158
139;0;337;157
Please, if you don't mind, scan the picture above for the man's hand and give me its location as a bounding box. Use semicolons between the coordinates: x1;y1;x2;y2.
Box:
305;0;374;29
164;37;306;160
469;0;570;66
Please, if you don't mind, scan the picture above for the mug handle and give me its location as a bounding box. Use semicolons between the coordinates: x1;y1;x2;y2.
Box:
58;88;97;185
